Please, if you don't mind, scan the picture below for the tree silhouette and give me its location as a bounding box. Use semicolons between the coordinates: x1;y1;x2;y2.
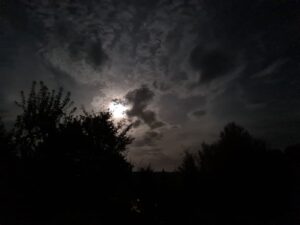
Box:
40;110;134;179
0;82;298;225
178;150;199;176
199;122;266;175
14;81;76;158
0;118;10;157
196;123;289;224
6;81;135;224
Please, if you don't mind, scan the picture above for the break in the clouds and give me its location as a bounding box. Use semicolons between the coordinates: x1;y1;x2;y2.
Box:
1;0;300;170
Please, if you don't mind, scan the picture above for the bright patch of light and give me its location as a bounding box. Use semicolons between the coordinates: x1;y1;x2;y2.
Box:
109;101;128;119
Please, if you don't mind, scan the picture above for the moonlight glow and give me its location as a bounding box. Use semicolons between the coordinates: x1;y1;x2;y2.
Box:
109;101;128;119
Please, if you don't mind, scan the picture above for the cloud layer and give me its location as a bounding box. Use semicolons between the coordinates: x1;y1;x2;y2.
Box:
1;0;300;170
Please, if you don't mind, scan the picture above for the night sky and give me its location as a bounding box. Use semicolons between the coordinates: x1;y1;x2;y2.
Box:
1;0;300;170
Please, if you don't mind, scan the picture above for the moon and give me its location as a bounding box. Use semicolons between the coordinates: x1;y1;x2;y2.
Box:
108;101;128;120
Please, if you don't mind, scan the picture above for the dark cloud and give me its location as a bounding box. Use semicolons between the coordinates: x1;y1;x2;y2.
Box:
52;20;108;69
133;130;163;147
159;94;206;124
4;0;109;70
68;35;86;60
152;81;170;92
126;85;165;129
131;119;142;128
85;39;108;69
190;110;206;119
126;85;154;112
171;71;188;82
53;20;77;44
189;45;237;84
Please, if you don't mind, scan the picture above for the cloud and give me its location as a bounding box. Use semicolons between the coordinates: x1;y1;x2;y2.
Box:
152;81;171;92
189;45;237;84
12;0;109;71
190;110;206;119
158;93;206;124
51;20;109;70
42;61;105;110
125;85;165;129
133;130;163;147
2;0;300;170
85;39;108;69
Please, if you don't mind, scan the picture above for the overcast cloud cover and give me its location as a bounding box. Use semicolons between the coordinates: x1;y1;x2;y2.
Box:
1;0;300;170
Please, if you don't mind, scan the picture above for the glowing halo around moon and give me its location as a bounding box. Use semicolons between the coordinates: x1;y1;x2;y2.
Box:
108;100;129;120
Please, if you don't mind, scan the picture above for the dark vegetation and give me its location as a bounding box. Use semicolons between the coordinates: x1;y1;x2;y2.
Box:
0;81;299;225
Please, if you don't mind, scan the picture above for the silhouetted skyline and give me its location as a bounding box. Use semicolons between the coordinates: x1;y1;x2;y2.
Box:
0;86;299;224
